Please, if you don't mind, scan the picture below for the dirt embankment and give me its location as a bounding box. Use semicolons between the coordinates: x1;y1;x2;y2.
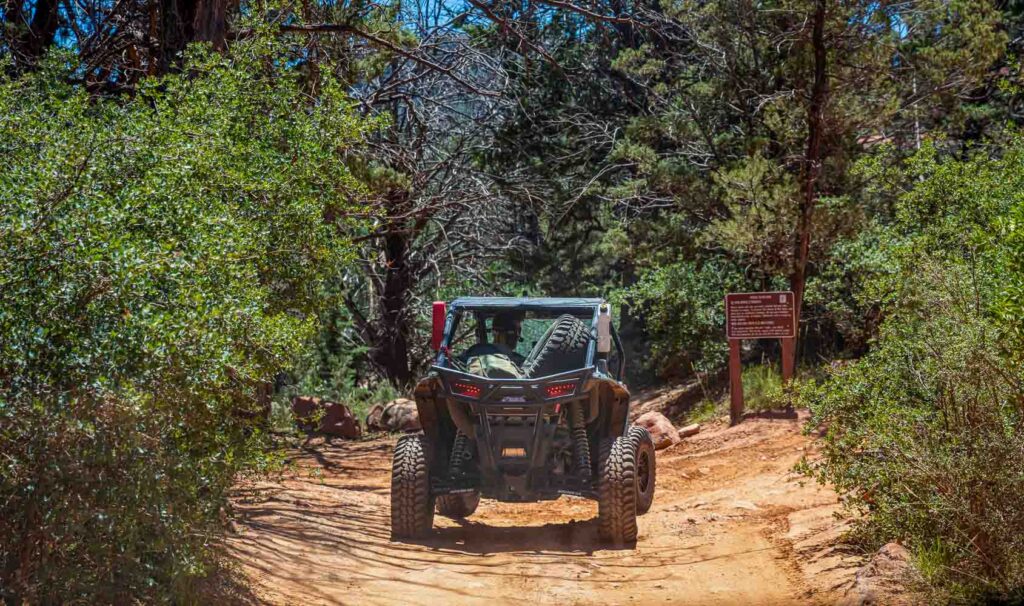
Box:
225;406;879;605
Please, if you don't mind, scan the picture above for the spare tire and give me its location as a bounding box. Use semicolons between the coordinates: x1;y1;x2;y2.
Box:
522;314;592;378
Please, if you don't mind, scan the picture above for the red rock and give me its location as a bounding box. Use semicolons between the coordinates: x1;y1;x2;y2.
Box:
840;542;915;606
365;403;386;432
292;396;361;439
633;411;680;450
380;398;420;433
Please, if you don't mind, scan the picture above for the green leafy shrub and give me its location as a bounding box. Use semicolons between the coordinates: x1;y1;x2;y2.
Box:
802;140;1024;601
0;40;370;602
615;259;744;376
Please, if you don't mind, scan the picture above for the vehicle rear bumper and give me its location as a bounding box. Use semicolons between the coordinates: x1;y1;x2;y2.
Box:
431;366;595;500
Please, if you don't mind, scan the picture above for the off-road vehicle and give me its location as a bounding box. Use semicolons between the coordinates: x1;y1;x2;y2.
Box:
390;297;655;544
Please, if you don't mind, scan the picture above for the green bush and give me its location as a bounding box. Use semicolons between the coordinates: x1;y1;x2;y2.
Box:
802;140;1024;601
0;40;370;602
615;259;744;376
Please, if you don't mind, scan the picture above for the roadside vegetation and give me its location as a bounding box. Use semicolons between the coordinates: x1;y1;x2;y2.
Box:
799;141;1024;602
4;0;1024;602
0;39;371;602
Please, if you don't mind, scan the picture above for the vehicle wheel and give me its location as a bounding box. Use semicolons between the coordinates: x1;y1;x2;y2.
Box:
628;426;656;515
436;431;480;518
522;315;591;378
597;432;640;544
391;433;435;539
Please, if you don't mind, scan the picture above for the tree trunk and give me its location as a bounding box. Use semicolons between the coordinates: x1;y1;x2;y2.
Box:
789;0;828;372
157;0;231;72
192;0;229;48
6;0;60;68
367;190;417;387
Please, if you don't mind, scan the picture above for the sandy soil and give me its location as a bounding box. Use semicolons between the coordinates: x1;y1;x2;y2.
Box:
226;410;868;605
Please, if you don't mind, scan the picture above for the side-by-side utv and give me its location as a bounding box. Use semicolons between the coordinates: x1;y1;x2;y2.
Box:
390;297;656;544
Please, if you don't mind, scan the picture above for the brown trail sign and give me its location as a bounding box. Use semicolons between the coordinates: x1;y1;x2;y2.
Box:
725;292;796;425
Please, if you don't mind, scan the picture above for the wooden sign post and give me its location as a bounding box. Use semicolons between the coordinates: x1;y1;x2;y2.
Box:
725;291;797;425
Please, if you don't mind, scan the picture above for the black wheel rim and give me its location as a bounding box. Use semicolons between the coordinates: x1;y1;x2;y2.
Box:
637;450;651;493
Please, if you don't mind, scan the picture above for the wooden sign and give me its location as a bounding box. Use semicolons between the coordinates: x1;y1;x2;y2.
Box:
725;291;796;340
725;291;797;426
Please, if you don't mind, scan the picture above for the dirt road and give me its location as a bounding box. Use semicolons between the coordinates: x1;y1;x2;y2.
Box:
226;409;868;605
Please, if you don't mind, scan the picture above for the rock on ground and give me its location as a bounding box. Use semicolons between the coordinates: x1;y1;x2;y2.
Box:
633;411;680;450
679;423;701;438
367;398;420;433
292;396;361;439
365;403;385;432
840;543;917;606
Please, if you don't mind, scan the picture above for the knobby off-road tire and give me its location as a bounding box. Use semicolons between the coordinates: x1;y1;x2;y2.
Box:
628;426;656;515
522;314;592;378
391;434;435;539
597;429;646;544
436;431;480;518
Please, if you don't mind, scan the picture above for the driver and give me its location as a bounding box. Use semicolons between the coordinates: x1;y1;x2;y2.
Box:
458;310;526;378
490;311;525;366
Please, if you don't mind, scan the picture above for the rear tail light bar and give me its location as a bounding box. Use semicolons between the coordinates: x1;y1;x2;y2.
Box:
449;380;578;400
545;382;576;398
451;381;482;398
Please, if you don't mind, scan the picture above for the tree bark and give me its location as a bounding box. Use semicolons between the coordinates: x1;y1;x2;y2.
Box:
367;190;417;387
5;0;60;68
192;0;229;49
157;0;231;72
789;0;828;372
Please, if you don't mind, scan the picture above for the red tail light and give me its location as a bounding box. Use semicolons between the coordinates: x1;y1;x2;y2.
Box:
452;382;482;398
545;382;576;398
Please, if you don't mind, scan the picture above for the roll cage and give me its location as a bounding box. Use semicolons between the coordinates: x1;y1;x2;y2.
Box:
433;297;626;381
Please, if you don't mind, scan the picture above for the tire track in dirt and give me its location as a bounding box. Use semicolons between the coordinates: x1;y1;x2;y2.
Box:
226;411;863;605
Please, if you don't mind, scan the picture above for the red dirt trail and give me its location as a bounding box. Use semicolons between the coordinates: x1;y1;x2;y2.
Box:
226;408;868;605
